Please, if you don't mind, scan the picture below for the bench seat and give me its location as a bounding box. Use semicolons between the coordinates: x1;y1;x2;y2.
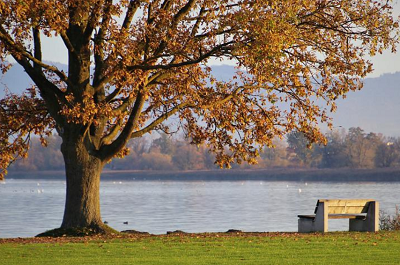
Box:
298;213;367;219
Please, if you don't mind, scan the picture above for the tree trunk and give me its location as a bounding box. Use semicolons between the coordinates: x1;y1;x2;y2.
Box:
60;136;104;229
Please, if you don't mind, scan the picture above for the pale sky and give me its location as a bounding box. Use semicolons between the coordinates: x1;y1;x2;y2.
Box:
38;2;400;78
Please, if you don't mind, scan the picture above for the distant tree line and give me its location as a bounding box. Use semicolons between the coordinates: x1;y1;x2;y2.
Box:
286;127;400;169
9;127;400;172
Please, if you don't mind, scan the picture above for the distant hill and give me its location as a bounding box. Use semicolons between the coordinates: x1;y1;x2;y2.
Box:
1;63;399;136
0;62;67;96
332;72;400;137
0;63;32;95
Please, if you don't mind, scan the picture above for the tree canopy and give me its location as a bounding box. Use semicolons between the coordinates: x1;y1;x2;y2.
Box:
0;0;398;180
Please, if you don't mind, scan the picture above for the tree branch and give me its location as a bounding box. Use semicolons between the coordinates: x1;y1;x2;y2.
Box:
83;1;103;42
0;26;67;101
11;55;65;126
122;0;142;30
161;0;172;10
93;0;113;89
131;85;244;139
100;119;123;145
32;27;43;73
0;26;72;90
128;41;236;71
172;0;197;28
190;7;206;37
152;0;198;57
99;90;147;161
59;30;79;60
130;102;188;139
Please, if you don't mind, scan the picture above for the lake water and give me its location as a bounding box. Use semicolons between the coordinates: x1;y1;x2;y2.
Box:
1;179;400;238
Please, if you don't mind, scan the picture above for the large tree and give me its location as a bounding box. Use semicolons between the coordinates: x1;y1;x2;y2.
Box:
0;0;398;234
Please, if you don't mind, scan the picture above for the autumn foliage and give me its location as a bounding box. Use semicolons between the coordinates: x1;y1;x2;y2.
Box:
1;1;399;180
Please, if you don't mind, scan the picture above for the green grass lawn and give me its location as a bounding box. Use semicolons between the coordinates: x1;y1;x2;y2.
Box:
1;231;400;264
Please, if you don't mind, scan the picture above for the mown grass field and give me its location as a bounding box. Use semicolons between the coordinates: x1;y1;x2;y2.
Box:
1;231;400;264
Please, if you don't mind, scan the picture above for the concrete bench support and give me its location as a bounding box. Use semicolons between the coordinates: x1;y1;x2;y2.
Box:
298;201;328;233
349;201;379;232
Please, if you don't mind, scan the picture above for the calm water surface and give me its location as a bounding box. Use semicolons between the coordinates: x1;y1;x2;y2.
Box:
1;178;400;238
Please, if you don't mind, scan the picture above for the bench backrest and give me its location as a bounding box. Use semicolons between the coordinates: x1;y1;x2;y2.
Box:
314;199;374;214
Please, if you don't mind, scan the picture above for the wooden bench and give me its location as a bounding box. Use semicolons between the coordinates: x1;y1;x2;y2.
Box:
298;199;379;233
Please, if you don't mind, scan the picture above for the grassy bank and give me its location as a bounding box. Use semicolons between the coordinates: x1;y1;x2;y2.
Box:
1;231;400;264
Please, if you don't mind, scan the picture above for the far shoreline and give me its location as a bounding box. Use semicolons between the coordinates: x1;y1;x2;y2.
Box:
6;167;400;182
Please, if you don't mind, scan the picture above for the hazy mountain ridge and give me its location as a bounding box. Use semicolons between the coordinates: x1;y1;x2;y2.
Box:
332;72;400;136
1;64;399;136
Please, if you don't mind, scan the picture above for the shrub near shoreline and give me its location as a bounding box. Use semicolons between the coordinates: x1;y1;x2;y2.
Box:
380;206;400;231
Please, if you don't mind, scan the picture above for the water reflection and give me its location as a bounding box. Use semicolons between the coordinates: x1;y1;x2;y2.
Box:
1;179;400;238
